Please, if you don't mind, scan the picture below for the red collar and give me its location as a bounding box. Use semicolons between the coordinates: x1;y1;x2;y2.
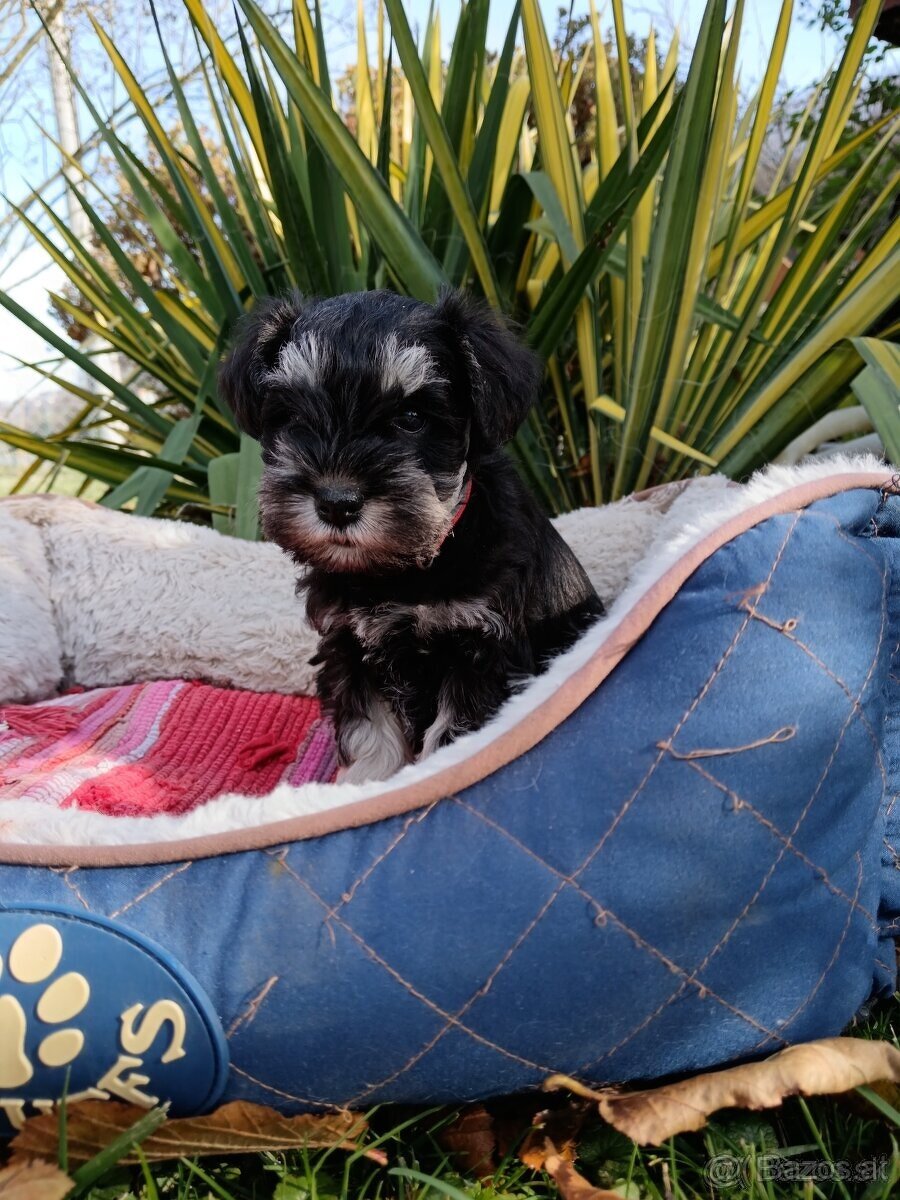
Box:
435;476;473;553
449;476;473;530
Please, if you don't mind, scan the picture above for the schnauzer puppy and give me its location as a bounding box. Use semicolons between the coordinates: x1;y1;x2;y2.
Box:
219;289;604;782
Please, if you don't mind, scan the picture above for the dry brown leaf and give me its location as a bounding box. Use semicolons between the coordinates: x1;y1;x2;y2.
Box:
0;1159;74;1200
519;1132;562;1172
439;1104;497;1177
547;1036;900;1144
544;1150;623;1200
517;1104;587;1171
439;1098;589;1178
12;1099;374;1164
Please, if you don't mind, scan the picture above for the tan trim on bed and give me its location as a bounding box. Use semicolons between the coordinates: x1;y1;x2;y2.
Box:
1;471;892;868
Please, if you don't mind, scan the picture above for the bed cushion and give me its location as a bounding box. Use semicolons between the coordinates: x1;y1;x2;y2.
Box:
0;509;60;706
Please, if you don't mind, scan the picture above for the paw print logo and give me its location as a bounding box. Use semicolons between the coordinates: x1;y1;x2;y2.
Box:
0;923;90;1089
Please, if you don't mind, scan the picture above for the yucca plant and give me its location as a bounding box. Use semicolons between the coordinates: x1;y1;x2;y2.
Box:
1;0;897;534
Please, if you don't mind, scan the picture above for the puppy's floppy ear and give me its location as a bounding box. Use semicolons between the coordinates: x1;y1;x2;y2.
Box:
218;292;305;439
435;288;543;450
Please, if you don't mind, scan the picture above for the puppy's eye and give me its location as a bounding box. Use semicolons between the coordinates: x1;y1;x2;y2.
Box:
392;409;426;434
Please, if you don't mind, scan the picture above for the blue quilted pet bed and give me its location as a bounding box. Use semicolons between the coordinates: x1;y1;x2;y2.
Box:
0;458;897;1132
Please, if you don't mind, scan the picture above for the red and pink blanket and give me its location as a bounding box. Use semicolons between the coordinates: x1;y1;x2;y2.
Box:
0;681;338;818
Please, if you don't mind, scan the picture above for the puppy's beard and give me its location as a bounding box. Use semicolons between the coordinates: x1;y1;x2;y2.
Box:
262;491;394;571
260;463;457;573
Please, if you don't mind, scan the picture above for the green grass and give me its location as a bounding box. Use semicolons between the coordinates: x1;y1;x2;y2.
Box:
19;993;899;1200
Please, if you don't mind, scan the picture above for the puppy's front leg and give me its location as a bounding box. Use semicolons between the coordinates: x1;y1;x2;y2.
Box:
420;632;525;757
316;629;411;783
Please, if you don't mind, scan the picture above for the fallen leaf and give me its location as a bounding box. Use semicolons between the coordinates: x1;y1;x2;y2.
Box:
439;1104;497;1177
12;1099;374;1164
517;1104;587;1170
0;1160;73;1200
544;1149;623;1200
546;1037;900;1144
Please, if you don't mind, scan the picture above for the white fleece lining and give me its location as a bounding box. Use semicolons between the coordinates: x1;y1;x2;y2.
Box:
0;455;889;848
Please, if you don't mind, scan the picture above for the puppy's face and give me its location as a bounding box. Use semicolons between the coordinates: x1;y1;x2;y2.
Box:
259;314;469;573
219;290;542;573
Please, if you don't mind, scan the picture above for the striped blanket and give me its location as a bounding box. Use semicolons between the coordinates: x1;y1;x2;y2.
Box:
0;681;338;817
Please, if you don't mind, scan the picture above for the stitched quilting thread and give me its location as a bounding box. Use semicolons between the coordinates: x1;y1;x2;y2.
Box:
658;726;797;759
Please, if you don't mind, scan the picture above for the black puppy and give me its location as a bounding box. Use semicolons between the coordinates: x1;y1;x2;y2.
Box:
220;289;603;781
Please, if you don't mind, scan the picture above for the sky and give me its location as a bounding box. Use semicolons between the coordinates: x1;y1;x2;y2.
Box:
0;0;857;405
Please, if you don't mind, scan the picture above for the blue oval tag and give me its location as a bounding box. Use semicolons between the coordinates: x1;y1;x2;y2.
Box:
0;906;228;1133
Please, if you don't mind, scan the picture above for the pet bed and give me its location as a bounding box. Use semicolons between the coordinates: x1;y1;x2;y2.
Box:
0;456;897;1132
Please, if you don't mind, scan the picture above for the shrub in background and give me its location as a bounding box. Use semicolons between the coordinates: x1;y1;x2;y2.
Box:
0;0;896;534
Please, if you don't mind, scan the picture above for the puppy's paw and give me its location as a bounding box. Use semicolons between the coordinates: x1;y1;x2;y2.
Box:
338;699;410;783
340;754;398;784
340;759;379;784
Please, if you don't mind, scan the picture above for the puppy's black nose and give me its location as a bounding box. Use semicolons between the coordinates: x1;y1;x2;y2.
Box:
315;486;364;528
